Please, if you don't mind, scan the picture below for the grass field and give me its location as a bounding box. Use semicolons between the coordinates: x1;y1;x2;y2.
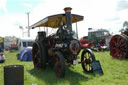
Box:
0;51;128;85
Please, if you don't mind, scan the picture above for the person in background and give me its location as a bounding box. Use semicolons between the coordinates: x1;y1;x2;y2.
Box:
105;34;112;50
0;46;3;52
0;46;5;63
0;52;5;63
96;43;101;51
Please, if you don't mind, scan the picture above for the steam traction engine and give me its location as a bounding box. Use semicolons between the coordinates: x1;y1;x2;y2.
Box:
110;28;128;59
31;7;96;77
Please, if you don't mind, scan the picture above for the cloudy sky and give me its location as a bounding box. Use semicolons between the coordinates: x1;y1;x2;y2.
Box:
0;0;128;38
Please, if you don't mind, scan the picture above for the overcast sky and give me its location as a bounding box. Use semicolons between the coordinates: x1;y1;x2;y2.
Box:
0;0;128;38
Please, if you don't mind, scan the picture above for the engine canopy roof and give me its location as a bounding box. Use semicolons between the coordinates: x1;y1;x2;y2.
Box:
31;13;84;29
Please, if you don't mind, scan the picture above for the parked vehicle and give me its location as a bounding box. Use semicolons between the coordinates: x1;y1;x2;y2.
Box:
8;44;18;52
17;37;34;56
80;28;110;51
31;7;100;77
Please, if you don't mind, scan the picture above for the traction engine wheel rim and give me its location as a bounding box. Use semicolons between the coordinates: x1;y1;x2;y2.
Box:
81;49;96;72
54;51;65;78
32;42;47;70
110;34;128;59
32;43;41;69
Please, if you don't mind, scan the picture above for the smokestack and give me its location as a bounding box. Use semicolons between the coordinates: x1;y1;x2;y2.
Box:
64;7;72;32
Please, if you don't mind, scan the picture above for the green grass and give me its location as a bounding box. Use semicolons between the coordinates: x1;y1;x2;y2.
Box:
0;51;128;85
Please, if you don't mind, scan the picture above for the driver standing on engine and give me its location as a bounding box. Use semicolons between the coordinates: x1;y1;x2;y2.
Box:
56;21;68;40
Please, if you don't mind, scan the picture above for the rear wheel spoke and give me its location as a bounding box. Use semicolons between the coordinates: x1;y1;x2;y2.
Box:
110;34;128;59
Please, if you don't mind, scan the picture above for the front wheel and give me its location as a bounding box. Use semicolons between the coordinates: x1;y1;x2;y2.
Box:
81;48;96;72
54;51;65;78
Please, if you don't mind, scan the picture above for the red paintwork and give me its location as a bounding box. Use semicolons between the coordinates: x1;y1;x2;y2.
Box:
80;38;106;49
79;38;89;48
79;38;88;43
80;43;90;48
10;44;18;48
110;34;128;59
8;44;18;51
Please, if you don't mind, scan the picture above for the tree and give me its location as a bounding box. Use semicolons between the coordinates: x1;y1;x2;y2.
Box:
119;21;128;33
123;21;128;29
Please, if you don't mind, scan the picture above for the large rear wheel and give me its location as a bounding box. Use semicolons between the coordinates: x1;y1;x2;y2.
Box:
110;34;128;59
32;42;47;70
81;49;96;72
54;51;65;78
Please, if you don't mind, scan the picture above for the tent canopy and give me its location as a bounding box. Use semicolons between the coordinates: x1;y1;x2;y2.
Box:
18;47;32;61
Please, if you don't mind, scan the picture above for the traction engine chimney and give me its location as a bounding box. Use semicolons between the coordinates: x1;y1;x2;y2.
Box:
64;7;72;32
